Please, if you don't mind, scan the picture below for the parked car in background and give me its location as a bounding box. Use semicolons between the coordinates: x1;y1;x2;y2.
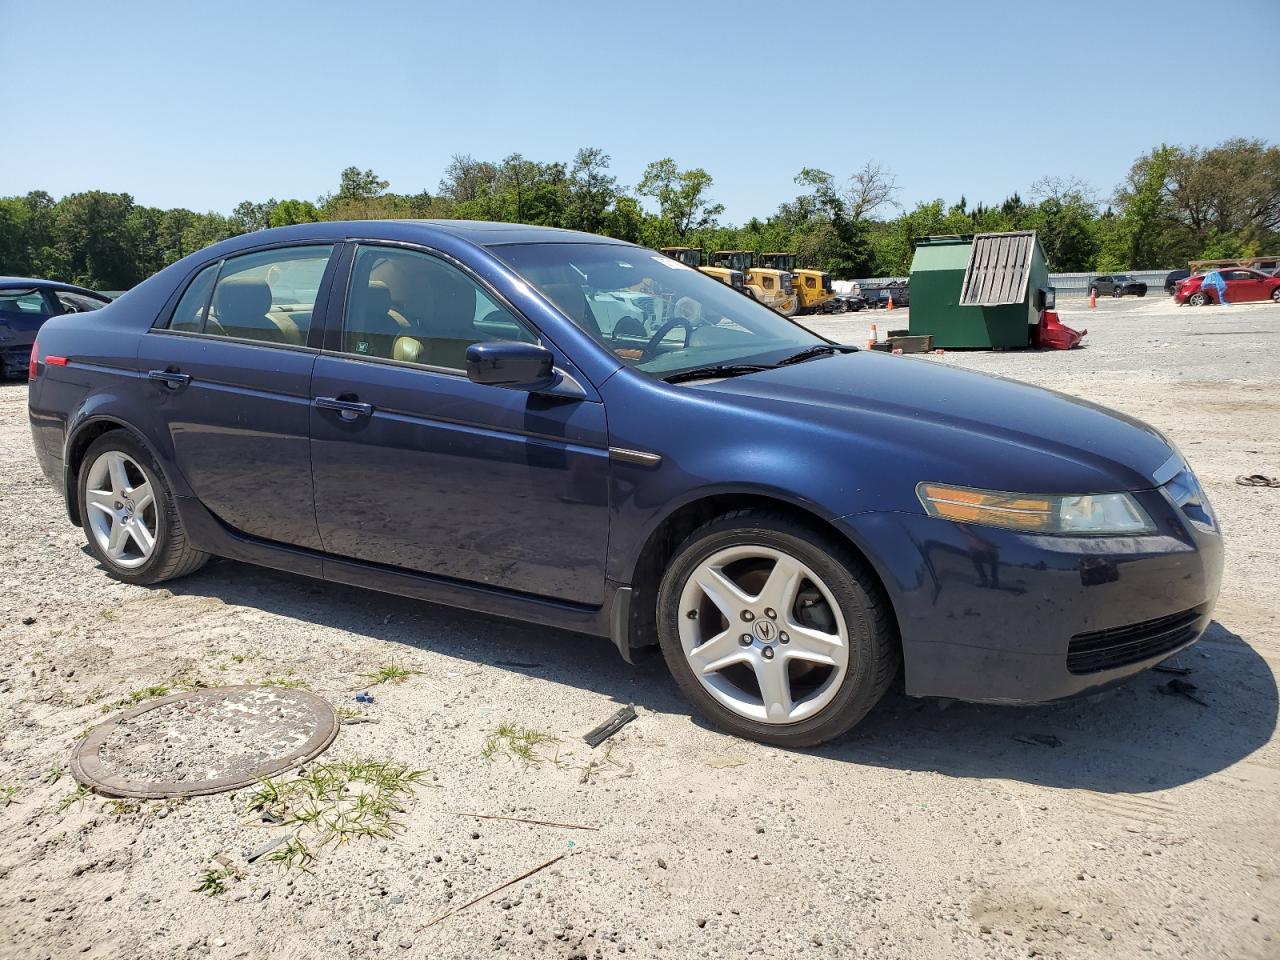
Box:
1163;269;1191;295
1175;268;1280;305
27;221;1222;746
859;281;909;309
831;293;866;312
0;278;111;378
1090;275;1147;298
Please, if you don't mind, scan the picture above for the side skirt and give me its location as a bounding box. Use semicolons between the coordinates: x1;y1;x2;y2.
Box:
175;495;621;642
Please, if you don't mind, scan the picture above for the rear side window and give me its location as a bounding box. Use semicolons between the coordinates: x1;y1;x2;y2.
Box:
169;264;219;332
339;245;534;370
0;289;52;316
207;246;332;345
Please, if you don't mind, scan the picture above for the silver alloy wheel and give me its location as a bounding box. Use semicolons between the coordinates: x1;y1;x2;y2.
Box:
677;545;849;724
85;450;158;570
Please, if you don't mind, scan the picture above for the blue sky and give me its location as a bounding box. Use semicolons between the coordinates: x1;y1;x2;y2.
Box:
4;0;1277;222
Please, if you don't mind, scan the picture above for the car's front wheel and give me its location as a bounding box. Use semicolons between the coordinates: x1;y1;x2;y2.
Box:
656;511;899;747
1271;287;1280;303
78;431;209;586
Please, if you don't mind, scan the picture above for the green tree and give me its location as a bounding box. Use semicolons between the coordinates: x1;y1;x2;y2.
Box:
269;199;322;227
637;158;724;240
564;147;619;234
52;191;140;288
229;199;278;234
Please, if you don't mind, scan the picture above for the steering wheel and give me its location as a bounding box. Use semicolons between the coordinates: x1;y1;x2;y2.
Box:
641;317;693;361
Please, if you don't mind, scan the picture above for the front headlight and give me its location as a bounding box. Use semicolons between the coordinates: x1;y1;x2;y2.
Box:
916;483;1156;535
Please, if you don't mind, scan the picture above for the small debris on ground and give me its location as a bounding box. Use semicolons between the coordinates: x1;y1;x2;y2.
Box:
1157;677;1208;706
582;704;636;748
1013;734;1062;748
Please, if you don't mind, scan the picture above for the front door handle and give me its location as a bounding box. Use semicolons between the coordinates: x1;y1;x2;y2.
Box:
147;368;191;389
314;396;374;420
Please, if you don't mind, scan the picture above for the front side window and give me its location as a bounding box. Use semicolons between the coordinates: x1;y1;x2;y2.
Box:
340;246;534;370
199;245;332;344
495;242;826;377
0;289;52;316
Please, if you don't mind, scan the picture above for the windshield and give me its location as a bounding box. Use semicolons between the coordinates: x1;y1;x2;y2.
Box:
495;242;827;377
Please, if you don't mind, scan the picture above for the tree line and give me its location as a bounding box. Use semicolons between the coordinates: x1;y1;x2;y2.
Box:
1;139;1276;290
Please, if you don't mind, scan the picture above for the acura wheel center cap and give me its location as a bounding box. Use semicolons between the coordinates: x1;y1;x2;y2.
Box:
753;619;777;643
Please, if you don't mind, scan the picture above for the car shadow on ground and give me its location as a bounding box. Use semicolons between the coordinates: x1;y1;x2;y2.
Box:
156;556;1276;797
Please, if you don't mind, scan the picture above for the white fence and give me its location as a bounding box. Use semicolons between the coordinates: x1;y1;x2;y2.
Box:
844;269;1177;299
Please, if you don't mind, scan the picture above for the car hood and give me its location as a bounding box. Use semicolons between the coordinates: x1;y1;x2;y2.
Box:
695;351;1176;498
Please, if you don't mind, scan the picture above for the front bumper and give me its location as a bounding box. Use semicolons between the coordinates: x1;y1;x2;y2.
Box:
838;488;1223;704
0;344;32;378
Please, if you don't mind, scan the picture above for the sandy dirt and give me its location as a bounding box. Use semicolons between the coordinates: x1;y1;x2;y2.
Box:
0;294;1276;960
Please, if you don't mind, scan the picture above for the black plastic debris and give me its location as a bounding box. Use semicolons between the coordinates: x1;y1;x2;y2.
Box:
583;704;636;748
1157;677;1207;706
1013;733;1062;748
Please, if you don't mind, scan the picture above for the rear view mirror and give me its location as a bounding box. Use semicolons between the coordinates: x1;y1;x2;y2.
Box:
465;340;555;388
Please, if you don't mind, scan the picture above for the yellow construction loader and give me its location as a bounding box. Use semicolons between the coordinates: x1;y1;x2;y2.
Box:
707;250;798;315
759;253;834;315
660;247;749;296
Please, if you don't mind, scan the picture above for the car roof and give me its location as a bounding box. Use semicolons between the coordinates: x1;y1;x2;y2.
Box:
0;277;109;298
211;220;634;251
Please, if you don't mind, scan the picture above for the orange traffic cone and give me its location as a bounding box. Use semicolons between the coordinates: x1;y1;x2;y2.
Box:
886;293;895;311
1089;289;1097;309
866;323;878;350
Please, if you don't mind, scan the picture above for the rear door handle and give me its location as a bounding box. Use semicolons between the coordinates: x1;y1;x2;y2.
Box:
314;396;374;420
147;369;191;389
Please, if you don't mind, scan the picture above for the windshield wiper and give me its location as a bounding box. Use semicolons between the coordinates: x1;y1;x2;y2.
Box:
662;363;774;384
775;344;856;367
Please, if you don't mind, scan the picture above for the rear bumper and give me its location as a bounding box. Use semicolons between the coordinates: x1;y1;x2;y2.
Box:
837;494;1223;704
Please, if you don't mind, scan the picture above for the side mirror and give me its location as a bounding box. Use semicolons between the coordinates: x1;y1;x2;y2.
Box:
465;340;555;388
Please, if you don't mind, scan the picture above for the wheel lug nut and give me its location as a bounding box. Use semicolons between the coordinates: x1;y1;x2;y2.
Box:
761;647;775;660
686;610;698;620
764;608;777;620
779;632;790;644
739;634;753;646
741;610;754;622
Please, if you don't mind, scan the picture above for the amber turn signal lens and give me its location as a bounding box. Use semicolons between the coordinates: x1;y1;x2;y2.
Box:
916;483;1155;536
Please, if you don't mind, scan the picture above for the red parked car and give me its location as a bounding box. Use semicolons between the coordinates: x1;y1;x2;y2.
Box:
1175;268;1280;305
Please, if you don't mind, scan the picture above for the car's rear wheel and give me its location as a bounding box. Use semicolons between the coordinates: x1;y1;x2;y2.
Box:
78;431;209;586
656;510;898;747
1189;291;1208;306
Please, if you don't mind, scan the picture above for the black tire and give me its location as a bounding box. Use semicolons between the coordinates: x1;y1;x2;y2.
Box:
77;430;209;586
1189;291;1208;306
1137;289;1146;297
1271;287;1280;303
655;509;899;747
1112;285;1123;298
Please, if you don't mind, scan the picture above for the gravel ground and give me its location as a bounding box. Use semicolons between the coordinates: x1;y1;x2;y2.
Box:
0;294;1277;960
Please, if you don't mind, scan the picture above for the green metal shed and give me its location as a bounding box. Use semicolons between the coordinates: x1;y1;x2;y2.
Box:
908;231;1052;348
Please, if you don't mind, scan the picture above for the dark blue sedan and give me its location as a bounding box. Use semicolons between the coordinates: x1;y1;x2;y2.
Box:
26;222;1223;745
1;277;110;378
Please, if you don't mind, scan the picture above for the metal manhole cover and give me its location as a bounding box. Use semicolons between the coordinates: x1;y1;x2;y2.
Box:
71;685;339;798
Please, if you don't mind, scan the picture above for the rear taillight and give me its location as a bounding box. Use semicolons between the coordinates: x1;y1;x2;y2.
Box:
28;336;38;379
